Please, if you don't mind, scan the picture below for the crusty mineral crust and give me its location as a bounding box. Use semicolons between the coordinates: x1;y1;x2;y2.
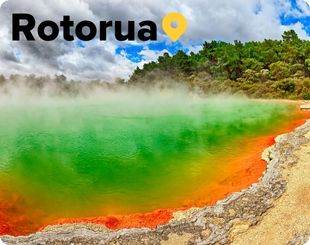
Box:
1;120;310;245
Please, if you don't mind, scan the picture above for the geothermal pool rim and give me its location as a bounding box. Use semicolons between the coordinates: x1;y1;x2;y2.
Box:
1;119;310;245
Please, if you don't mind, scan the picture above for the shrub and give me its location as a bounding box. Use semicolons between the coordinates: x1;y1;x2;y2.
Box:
241;58;263;72
257;69;270;82
276;80;296;93
242;69;258;82
303;93;310;100
290;64;304;75
306;58;310;73
269;62;290;80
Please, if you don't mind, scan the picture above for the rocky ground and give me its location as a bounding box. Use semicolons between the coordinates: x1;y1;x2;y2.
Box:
232;128;310;245
1;119;310;245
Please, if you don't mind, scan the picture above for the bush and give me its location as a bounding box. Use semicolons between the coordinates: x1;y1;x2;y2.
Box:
256;69;270;82
242;69;257;82
276;80;296;93
306;58;310;73
290;64;304;75
303;93;310;100
269;62;290;80
241;58;263;72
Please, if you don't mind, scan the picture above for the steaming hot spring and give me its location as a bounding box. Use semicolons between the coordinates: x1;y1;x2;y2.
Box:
0;90;308;236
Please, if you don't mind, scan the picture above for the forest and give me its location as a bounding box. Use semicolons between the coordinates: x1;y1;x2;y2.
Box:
1;30;309;99
129;30;310;99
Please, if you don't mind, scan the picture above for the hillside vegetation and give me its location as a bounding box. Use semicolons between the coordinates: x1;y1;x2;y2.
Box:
129;30;310;99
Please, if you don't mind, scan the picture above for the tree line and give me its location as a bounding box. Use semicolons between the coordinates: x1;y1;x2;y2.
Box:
0;74;120;96
129;30;310;99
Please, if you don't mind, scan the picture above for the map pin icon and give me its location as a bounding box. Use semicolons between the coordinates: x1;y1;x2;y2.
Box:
162;13;187;42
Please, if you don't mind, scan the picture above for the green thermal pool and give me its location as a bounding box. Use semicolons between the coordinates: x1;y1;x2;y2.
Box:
0;92;306;235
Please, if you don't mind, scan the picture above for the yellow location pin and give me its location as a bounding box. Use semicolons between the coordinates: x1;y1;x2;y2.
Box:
162;12;187;42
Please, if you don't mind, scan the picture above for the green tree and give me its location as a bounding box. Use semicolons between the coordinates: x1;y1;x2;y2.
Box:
241;58;263;72
269;61;290;80
306;58;310;74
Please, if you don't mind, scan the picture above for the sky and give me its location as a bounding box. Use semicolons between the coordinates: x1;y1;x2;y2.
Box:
0;0;309;82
